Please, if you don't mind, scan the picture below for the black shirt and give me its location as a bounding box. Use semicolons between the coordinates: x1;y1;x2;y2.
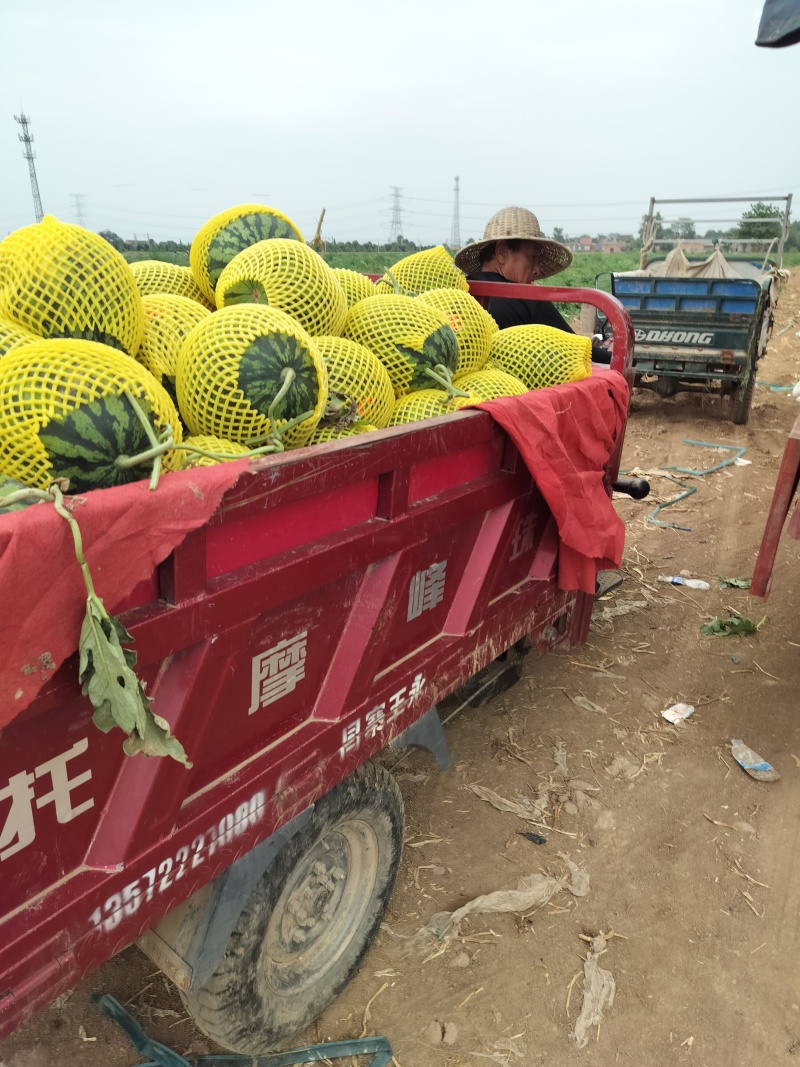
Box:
468;270;573;333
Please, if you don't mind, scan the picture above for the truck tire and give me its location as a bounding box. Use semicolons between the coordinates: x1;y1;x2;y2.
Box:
731;368;756;425
182;761;404;1054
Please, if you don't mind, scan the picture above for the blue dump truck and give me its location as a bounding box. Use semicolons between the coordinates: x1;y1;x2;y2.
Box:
600;195;792;424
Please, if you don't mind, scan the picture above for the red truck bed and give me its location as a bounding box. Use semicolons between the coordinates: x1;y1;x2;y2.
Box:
0;285;635;1043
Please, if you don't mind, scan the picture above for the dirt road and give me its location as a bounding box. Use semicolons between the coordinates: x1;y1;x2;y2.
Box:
2;276;799;1067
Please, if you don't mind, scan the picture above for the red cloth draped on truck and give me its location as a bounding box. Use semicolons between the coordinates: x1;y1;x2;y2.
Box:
475;368;629;594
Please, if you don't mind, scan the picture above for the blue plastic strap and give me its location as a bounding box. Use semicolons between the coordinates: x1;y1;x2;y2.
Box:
92;995;393;1067
659;439;746;477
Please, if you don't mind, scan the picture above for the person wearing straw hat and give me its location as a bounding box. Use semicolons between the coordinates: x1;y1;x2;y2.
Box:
454;206;575;332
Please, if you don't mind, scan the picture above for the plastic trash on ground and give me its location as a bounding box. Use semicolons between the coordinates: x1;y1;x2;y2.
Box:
661;703;695;724
730;739;780;782
658;576;710;590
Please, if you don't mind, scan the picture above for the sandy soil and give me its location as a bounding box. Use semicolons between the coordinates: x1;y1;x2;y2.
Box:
2;275;799;1067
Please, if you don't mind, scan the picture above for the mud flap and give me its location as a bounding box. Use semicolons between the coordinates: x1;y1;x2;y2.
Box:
392;705;452;769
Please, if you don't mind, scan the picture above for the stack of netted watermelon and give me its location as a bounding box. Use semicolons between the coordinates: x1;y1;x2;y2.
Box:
0;203;590;498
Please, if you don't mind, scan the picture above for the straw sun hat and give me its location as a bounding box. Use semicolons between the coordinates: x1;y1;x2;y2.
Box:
453;206;573;280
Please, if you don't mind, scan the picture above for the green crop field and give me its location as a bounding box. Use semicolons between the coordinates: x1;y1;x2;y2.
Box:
121;248;798;304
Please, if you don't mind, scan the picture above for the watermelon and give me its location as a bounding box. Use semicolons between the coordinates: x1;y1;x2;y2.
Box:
453;367;528;400
307;423;378;445
343;294;458;397
375;246;469;296
388;389;477;425
416;288;497;376
137;294;211;400
0;216;145;355
131;261;215;310
331;268;376;309
0;317;37;359
489;324;592;390
190;204;304;303
0;475;38;513
176;305;327;449
312;336;395;429
215;240;347;337
178;435;250;469
0;339;183;492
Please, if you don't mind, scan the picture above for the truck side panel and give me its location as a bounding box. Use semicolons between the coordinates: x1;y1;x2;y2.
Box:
0;411;587;1036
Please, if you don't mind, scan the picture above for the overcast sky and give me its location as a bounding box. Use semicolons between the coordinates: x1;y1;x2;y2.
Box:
1;0;796;247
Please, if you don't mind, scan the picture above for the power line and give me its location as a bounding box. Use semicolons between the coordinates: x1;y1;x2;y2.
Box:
14;112;43;223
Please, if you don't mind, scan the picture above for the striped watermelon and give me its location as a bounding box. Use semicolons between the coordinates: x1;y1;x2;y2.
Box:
0;476;37;513
331;268;376;309
176;305;327;448
343;294;458;397
312;336;395;429
0;339;182;491
0;216;145;356
215;240;347;337
137;294;211;399
190;205;304;303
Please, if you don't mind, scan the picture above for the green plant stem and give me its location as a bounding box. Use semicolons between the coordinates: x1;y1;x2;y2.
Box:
50;483;96;600
115;430;175;470
115;372;316;479
424;363;471;398
123;390;164;450
0;487;59;508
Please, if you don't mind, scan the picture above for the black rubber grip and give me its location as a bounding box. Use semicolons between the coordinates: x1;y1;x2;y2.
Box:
612;477;650;500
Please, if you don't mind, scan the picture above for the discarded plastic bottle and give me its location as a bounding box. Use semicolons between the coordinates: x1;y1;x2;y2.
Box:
730;739;780;782
657;576;710;590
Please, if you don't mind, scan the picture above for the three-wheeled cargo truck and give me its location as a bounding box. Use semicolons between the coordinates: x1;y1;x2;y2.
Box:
599;195;791;424
0;283;643;1055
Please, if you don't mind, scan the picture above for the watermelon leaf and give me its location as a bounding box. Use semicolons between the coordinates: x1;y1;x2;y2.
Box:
122;708;193;765
79;598;148;738
48;480;192;768
78;596;192;767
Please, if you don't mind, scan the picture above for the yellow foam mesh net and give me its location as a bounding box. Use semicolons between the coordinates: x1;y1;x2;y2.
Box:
312;336;395;429
331;268;376;309
374;245;469;295
453;367;529;400
178;434;250;469
388;389;478;426
0;216;145;357
176;304;327;449
308;423;378;445
416;288;497;375
0;316;37;359
343;294;458;398
190;204;304;303
0;338;183;491
138;294;212;388
215;239;347;338
131;261;215;310
488;325;591;390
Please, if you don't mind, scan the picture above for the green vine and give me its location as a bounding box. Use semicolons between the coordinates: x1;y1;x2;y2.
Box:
423;363;471;398
116;373;314;486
